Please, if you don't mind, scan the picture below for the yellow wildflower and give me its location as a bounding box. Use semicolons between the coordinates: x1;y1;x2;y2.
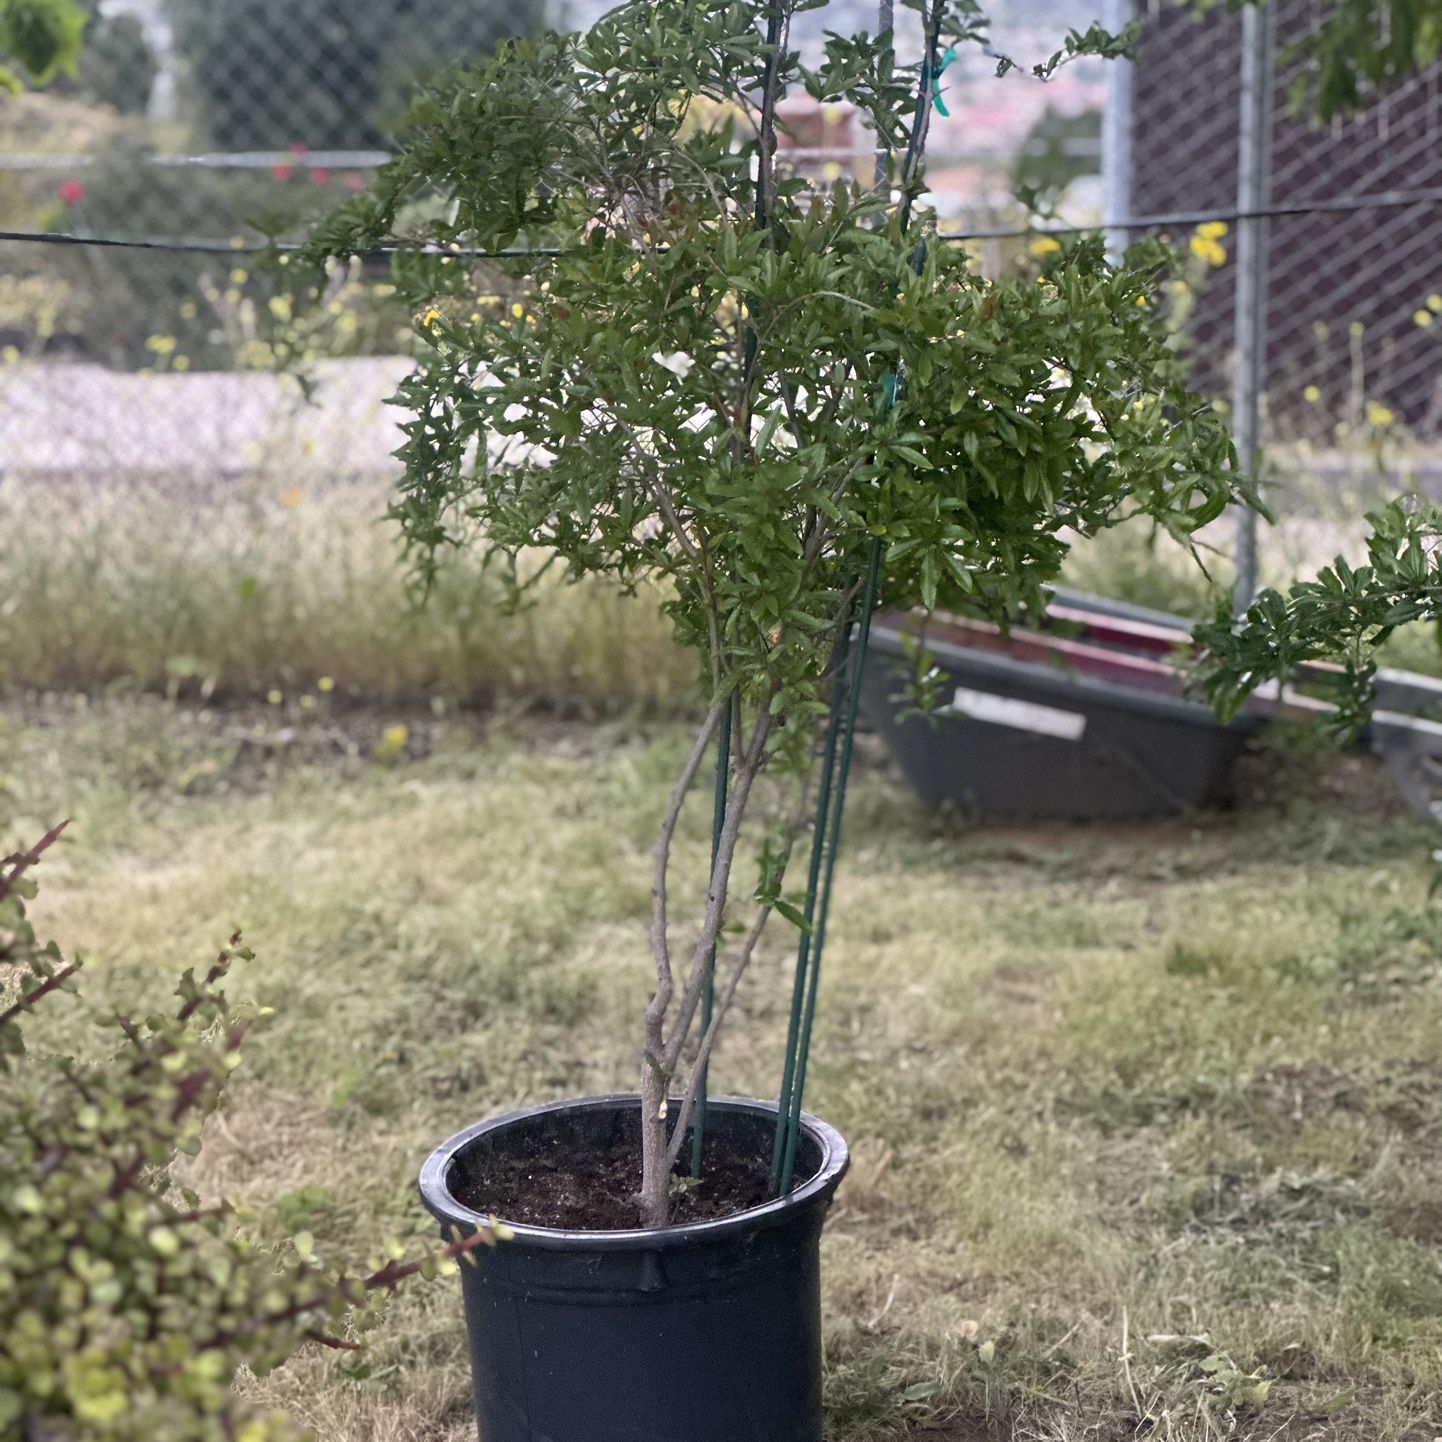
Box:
510;302;526;319
229;267;248;287
1188;233;1226;268
375;723;411;763
1197;220;1229;240
1416;309;1435;329
1365;400;1395;428
1029;235;1062;258
420;307;442;328
1428;294;1442;314
1303;384;1321;403
145;334;177;356
317;675;336;693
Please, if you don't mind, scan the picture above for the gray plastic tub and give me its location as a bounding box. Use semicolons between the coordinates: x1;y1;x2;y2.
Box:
862;616;1262;821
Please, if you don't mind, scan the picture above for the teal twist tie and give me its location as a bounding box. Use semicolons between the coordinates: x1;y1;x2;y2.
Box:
932;46;958;118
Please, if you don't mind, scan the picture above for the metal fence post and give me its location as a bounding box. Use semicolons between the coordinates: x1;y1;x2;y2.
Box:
1231;1;1276;615
1101;0;1134;265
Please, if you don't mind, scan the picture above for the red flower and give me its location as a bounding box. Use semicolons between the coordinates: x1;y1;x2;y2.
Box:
290;142;309;157
344;172;366;192
58;178;86;205
271;164;295;182
309;168;330;186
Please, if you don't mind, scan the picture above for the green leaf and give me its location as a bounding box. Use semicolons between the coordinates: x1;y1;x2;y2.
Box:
0;0;86;82
901;1382;940;1402
920;551;939;611
774;898;812;934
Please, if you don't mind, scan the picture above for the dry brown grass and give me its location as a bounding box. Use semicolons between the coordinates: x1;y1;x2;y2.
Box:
0;472;689;707
6;699;1442;1440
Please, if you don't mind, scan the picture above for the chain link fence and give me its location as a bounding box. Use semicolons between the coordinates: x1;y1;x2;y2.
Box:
2;0;1438;695
0;0;1098;484
1118;0;1442;588
0;0;552;490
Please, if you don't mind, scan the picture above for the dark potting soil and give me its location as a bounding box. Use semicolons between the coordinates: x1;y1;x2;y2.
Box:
452;1119;778;1230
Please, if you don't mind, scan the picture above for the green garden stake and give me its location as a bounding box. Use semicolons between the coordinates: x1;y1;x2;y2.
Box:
776;0;950;1194
770;627;852;1189
700;0;783;1184
778;541;882;1195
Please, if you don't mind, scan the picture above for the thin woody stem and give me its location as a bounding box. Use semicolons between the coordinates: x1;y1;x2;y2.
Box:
647;699;729;1030
665;901;775;1169
660;703;774;1079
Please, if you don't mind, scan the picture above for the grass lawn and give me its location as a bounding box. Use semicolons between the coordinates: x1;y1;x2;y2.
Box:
5;697;1442;1441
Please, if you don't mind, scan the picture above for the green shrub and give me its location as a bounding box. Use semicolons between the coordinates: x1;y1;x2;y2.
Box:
0;823;497;1440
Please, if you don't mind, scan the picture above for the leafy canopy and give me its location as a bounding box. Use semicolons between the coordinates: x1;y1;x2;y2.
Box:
0;0;85;94
301;0;1243;743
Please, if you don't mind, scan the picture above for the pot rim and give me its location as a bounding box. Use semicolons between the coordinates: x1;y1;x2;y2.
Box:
418;1093;849;1251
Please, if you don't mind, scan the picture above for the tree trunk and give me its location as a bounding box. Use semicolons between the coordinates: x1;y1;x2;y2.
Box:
638;1038;670;1229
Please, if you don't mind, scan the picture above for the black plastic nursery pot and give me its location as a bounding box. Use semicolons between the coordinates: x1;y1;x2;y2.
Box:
419;1094;850;1442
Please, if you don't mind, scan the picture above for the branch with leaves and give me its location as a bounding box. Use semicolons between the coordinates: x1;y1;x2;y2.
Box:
0;827;500;1442
1195;501;1442;735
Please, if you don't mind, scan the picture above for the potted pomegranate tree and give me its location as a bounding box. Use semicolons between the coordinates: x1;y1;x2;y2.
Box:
299;0;1240;1436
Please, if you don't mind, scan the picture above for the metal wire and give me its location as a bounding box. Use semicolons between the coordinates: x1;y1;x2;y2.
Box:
7;187;1442;259
4;0;1440;705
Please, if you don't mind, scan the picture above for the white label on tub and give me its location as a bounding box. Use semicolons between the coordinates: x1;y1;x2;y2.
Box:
941;686;1088;742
